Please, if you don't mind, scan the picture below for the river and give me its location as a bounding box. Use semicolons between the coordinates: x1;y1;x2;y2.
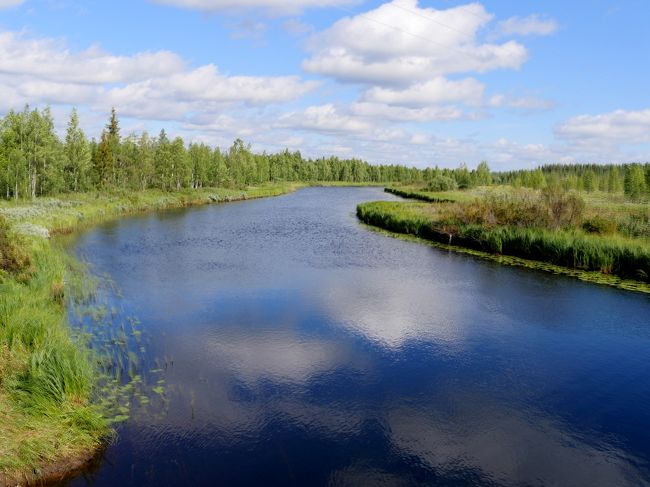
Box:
67;187;650;486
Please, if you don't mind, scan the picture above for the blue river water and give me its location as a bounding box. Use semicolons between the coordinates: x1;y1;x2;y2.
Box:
67;187;650;486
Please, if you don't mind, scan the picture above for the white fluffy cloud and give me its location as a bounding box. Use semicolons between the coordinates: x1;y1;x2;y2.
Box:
351;101;463;122
277;104;373;134
150;0;356;15
0;31;184;84
0;30;317;121
495;14;558;38
363;77;485;107
303;0;527;85
556;109;650;144
104;65;316;108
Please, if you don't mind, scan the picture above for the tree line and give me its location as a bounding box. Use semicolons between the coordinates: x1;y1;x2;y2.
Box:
0;106;428;200
1;106;648;201
494;163;650;200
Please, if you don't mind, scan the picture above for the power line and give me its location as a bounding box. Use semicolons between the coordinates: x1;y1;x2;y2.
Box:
331;2;524;64
386;1;479;40
437;0;490;23
383;1;523;58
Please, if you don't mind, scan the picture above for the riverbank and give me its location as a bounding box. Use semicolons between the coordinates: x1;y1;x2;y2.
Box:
0;183;297;486
357;193;650;293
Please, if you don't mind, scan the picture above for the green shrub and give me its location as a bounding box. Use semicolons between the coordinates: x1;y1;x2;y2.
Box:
427;175;458;192
583;216;617;235
0;216;31;275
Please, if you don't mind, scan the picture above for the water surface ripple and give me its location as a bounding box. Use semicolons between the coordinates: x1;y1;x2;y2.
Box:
68;187;650;486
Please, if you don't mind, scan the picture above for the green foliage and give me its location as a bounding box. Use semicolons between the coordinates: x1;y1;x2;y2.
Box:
624;164;647;201
582;216;618;235
453;163;472;189
0;215;30;275
426;175;458;192
582;169;596;192
541;186;585;228
1;104;647;207
63;109;92;193
493;163;649;200
474;161;492;186
358;199;650;282
0;240;108;476
0;106;439;199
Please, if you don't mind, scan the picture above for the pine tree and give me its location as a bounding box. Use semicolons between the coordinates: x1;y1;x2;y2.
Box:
624;164;646;200
95;130;113;188
607;168;622;193
155;129;173;190
106;108;121;186
582;169;596;192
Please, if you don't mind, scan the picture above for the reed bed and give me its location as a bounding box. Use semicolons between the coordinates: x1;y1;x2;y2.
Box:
357;199;650;282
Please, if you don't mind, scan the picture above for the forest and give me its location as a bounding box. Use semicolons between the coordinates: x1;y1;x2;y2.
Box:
0;106;423;199
2;106;649;201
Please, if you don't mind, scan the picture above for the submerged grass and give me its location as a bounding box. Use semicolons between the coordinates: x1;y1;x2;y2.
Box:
0;183;297;483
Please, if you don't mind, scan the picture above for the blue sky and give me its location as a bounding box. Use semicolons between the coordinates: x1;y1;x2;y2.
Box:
1;0;649;169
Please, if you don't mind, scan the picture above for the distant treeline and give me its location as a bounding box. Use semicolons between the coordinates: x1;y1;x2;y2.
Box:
1;106;649;200
494;164;650;200
0;106;426;200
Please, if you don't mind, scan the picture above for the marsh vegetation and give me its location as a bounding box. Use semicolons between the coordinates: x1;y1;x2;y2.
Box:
359;184;650;286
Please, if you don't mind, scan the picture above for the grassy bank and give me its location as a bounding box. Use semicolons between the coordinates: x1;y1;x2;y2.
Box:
0;230;108;484
0;184;297;237
384;187;459;203
0;183;296;484
358;189;650;291
387;184;650;242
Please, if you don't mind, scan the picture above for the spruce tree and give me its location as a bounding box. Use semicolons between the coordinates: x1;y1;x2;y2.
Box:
624;164;646;200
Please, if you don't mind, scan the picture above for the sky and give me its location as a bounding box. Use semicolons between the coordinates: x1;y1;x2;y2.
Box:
0;0;649;169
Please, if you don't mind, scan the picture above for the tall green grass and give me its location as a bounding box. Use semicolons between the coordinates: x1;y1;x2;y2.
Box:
357;201;650;281
0;237;108;479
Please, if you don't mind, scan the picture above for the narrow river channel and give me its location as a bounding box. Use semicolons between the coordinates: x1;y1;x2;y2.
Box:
67;187;650;486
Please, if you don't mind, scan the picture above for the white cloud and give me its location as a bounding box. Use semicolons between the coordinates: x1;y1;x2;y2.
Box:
0;31;184;84
0;30;317;122
277;104;372;134
495;14;558;38
150;0;357;15
351;101;464;122
104;65;317;108
485;138;571;168
556;109;650;145
488;94;555;111
303;0;527;85
388;402;646;486
0;0;24;8
363;77;485;107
